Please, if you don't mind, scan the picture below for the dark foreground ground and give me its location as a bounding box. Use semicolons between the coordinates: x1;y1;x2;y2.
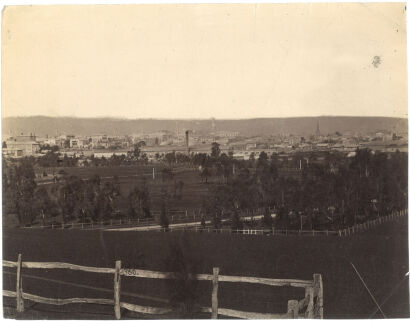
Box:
3;215;409;319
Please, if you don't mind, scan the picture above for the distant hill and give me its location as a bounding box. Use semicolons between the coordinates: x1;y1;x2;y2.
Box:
2;116;407;137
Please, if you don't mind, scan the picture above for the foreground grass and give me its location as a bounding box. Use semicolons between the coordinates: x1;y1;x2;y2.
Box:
3;216;409;319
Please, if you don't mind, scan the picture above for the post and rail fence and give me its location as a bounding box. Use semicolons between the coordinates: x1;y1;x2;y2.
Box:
338;209;407;236
23;209;407;236
3;254;323;319
22;207;269;230
158;209;408;236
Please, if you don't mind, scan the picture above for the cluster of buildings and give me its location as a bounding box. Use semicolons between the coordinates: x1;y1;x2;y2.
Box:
2;122;407;160
2;134;40;157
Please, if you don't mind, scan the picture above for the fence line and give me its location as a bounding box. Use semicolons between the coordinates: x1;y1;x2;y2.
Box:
3;254;323;319
338;209;407;237
24;209;407;235
24;207;269;230
158;227;341;236
155;209;407;237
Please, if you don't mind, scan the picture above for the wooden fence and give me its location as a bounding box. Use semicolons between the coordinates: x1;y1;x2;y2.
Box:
338;209;407;236
157;209;408;237
3;254;323;319
25;207;268;230
158;227;341;236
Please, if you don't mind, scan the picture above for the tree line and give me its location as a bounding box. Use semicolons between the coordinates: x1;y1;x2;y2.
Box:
3;159;157;226
201;147;407;231
3;142;407;231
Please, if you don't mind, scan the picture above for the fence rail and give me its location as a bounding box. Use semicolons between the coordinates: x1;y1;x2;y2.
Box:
23;209;407;238
3;254;323;319
338;209;407;236
155;209;408;237
23;207;270;230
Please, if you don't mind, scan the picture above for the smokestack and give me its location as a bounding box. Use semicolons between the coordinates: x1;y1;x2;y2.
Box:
185;130;189;153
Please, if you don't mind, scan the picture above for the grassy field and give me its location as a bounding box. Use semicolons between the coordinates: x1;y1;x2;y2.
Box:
3;215;408;319
38;165;215;213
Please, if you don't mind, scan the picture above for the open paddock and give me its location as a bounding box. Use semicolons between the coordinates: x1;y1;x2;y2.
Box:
3;216;408;319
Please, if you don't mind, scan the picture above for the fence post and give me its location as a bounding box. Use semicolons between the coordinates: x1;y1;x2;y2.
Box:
313;274;323;319
114;260;121;319
287;299;298;318
16;254;24;312
305;286;315;318
212;267;219;319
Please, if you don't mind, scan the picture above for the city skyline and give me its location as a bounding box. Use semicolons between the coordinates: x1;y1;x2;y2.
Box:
2;3;407;119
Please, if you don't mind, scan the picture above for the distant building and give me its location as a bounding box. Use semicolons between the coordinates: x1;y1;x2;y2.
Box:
70;138;90;149
3;134;40;157
214;131;239;138
245;143;257;150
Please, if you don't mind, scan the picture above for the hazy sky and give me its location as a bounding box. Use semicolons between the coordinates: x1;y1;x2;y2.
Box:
2;3;407;119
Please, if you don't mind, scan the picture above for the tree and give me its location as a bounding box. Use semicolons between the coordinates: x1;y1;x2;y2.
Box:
230;210;243;230
4;160;37;226
38;151;60;167
200;216;206;230
192;153;208;168
164;234;201;317
127;181;151;219
34;187;56;226
57;176;82;223
128;143;141;160
159;201;169;230
249;152;255;164
96;181;121;220
211;142;221;159
174;180;184;200
165;152;176;166
139;180;152;218
128;187;142;218
258;151;268;164
261;207;273;231
200;167;211;183
139;153;149;165
212;211;222;230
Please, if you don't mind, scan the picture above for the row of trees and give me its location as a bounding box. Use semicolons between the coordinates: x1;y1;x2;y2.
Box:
3;144;407;230
202;148;407;230
3;159;158;226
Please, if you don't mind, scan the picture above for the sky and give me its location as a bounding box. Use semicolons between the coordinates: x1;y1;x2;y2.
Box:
1;3;408;119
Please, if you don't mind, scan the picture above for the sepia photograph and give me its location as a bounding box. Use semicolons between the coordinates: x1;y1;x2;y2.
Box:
1;2;408;319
